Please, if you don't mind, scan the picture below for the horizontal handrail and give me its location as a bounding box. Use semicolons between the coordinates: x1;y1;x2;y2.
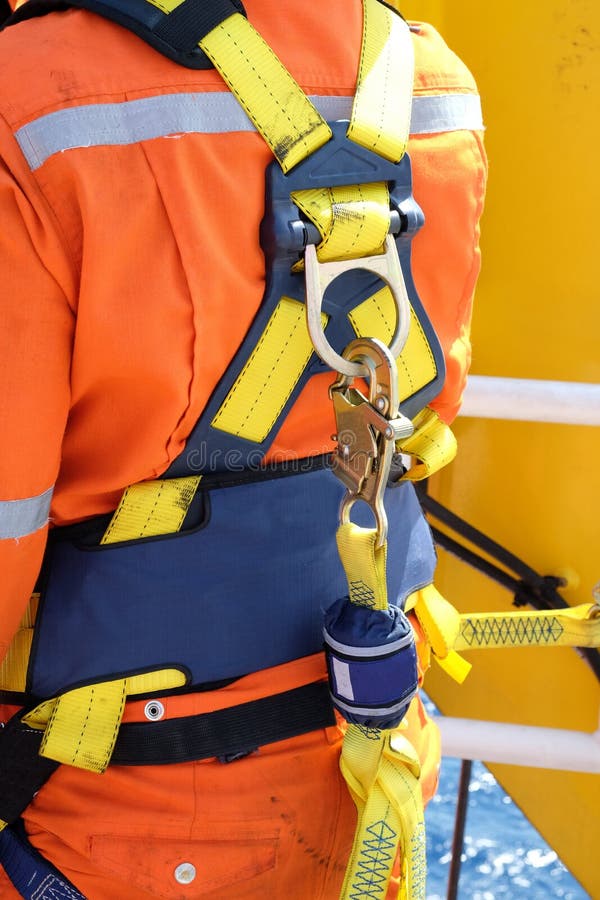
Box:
433;715;600;773
459;376;600;426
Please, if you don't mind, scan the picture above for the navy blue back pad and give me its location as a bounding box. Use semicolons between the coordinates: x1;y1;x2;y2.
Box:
29;472;436;698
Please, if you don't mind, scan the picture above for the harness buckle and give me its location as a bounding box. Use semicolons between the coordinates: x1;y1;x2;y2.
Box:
330;337;413;547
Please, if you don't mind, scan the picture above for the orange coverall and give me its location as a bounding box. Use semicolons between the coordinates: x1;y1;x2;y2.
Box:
0;1;487;896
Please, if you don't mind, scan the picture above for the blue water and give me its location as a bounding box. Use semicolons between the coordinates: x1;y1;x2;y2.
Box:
423;703;591;899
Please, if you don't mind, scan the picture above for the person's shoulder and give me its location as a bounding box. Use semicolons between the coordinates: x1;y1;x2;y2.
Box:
0;8;179;131
0;9;100;131
410;20;480;96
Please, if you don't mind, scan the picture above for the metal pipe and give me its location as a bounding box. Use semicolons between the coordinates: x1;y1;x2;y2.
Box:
446;758;472;900
458;375;600;426
435;716;600;773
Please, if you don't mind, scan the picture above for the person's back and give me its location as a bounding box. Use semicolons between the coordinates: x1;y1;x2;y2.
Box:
0;2;486;896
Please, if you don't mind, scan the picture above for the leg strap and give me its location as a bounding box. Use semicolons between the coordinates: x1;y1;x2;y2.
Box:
0;821;85;900
0;712;58;830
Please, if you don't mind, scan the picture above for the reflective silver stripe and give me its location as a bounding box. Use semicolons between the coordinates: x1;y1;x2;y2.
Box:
324;627;414;658
410;92;484;135
0;487;53;540
15;92;483;171
333;685;419;720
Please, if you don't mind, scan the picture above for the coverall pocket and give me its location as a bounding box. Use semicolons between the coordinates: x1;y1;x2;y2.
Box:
89;825;280;898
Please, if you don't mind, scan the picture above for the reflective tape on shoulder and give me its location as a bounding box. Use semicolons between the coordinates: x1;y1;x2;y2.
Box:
0;486;53;539
15;92;484;171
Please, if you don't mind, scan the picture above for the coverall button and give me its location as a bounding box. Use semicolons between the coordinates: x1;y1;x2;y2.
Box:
174;863;196;884
144;700;165;721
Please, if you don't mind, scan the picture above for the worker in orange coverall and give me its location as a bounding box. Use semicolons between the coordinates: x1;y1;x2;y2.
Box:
0;0;486;896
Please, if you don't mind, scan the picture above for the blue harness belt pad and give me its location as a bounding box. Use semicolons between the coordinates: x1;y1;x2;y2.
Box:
27;470;436;699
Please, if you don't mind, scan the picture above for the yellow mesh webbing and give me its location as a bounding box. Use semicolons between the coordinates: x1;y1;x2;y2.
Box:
456;603;600;652
211;297;327;442
340;727;426;900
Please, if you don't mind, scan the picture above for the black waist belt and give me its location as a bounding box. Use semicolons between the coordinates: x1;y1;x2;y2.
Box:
0;681;335;826
113;681;336;765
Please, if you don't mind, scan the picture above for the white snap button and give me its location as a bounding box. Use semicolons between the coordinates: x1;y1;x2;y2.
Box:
174;863;196;885
144;700;165;721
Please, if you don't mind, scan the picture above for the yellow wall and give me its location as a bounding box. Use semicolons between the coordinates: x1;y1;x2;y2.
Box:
401;3;600;895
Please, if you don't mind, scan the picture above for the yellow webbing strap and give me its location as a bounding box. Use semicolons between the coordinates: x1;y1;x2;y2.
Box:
412;585;472;684
340;726;426;900
336;522;388;612
196;0;413;171
200;13;332;173
0;594;39;693
147;0;418;444
21;669;186;773
455;603;600;652
211;298;328;442
100;475;201;543
336;523;426;899
396;408;458;482
349;288;439;406
410;586;599;671
348;0;415;163
291;182;391;264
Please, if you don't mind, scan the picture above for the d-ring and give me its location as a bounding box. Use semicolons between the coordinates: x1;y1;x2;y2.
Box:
304;235;411;378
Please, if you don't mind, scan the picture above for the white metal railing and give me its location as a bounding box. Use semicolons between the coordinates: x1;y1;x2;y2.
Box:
434;373;599;896
459;375;600;426
434;716;600;774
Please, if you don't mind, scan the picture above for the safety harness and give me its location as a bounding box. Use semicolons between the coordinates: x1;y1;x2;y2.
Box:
1;2;599;899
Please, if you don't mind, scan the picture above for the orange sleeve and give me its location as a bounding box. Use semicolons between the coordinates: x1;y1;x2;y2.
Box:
0;114;75;662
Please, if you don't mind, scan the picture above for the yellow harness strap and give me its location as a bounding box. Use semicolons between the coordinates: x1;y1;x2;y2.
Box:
336;524;426;900
100;475;201;543
161;0;424;450
200;13;331;173
198;0;413;170
349;291;440;407
0;594;38;693
413;588;600;677
340;726;426;900
21;669;186;773
348;0;414;163
290;182;391;269
210;298;328;443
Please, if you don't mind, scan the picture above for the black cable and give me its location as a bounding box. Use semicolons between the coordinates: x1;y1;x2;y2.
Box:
420;490;568;609
0;0;11;26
